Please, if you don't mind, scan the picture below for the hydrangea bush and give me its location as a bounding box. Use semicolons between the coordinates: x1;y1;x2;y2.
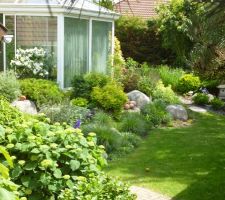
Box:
10;48;50;79
0;99;135;199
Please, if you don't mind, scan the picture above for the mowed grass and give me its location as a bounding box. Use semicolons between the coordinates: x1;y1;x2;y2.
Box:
105;113;225;200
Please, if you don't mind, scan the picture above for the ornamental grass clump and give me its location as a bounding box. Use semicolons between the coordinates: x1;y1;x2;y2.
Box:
119;112;150;136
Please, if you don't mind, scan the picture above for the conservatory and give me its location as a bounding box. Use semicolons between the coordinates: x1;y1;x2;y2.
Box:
0;0;119;88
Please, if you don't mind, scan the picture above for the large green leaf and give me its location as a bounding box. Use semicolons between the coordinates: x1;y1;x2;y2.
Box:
24;162;37;171
21;176;31;187
0;188;16;200
53;169;62;179
70;160;80;171
0;146;13;168
11;166;22;179
0;163;9;179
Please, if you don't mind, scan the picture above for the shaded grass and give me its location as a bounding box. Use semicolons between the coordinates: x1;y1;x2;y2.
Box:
105;112;225;199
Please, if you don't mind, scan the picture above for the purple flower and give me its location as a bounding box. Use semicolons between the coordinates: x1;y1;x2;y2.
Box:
73;119;81;129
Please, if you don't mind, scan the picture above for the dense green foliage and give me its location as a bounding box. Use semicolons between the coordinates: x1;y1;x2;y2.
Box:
0;98;135;200
0;98;24;128
70;98;88;108
157;65;184;90
91;82;128;114
72;73;110;100
210;98;225;110
0;146;19;200
193;93;209;105
157;0;225;79
153;81;179;104
116;16;174;65
19;78;64;108
141;100;172;127
0;71;21;102
177;74;201;94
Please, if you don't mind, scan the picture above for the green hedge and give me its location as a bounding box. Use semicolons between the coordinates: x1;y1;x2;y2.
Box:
115;16;175;65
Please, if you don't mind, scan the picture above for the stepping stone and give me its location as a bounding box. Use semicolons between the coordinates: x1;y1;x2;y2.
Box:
188;106;207;113
130;186;171;200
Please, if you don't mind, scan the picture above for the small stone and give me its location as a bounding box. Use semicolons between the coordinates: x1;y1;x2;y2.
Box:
129;103;135;109
19;95;27;101
124;103;130;110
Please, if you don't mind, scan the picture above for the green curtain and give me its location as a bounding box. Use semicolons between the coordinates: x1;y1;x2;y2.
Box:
92;20;112;73
64;17;89;87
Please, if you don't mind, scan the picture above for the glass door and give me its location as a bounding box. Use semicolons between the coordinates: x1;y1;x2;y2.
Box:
5;15;15;70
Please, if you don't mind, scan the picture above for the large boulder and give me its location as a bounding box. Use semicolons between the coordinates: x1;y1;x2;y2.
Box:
11;100;37;115
127;90;151;108
166;105;188;121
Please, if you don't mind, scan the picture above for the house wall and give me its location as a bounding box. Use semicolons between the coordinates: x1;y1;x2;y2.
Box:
115;0;169;19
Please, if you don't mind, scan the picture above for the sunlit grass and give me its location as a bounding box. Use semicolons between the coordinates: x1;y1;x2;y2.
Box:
106;112;225;200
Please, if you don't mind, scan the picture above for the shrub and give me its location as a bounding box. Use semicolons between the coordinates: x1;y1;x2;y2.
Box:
153;81;179;104
201;79;220;95
19;78;64;108
119;112;150;136
211;98;225;110
39;104;90;126
141;100;172;127
111;37;125;80
70;97;88;107
137;76;154;96
119;58;140;92
157;65;184;90
116;16;174;65
10;48;54;79
0;98;24;128
0;71;21;102
0;105;135;199
193;93;209;105
91;82;128;114
72;73;110;100
177;74;201;94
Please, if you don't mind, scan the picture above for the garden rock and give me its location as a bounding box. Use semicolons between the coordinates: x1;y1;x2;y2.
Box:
12;100;37;115
127;90;151;109
166;105;188;121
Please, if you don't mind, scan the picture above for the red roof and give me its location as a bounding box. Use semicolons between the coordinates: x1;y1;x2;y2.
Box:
115;0;169;19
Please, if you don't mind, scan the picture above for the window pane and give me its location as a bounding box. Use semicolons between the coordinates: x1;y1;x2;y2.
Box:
92;20;112;74
5;15;15;70
64;17;89;88
0;13;3;71
16;16;57;79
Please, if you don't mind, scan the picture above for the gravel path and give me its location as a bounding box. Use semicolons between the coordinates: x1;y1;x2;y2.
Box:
130;186;171;200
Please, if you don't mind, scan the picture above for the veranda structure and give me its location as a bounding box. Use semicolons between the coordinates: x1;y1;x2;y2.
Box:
0;0;119;88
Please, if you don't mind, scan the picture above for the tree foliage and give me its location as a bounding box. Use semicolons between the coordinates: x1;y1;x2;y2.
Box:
157;0;225;79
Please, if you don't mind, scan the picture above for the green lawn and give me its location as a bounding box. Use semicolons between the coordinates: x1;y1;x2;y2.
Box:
106;113;225;200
